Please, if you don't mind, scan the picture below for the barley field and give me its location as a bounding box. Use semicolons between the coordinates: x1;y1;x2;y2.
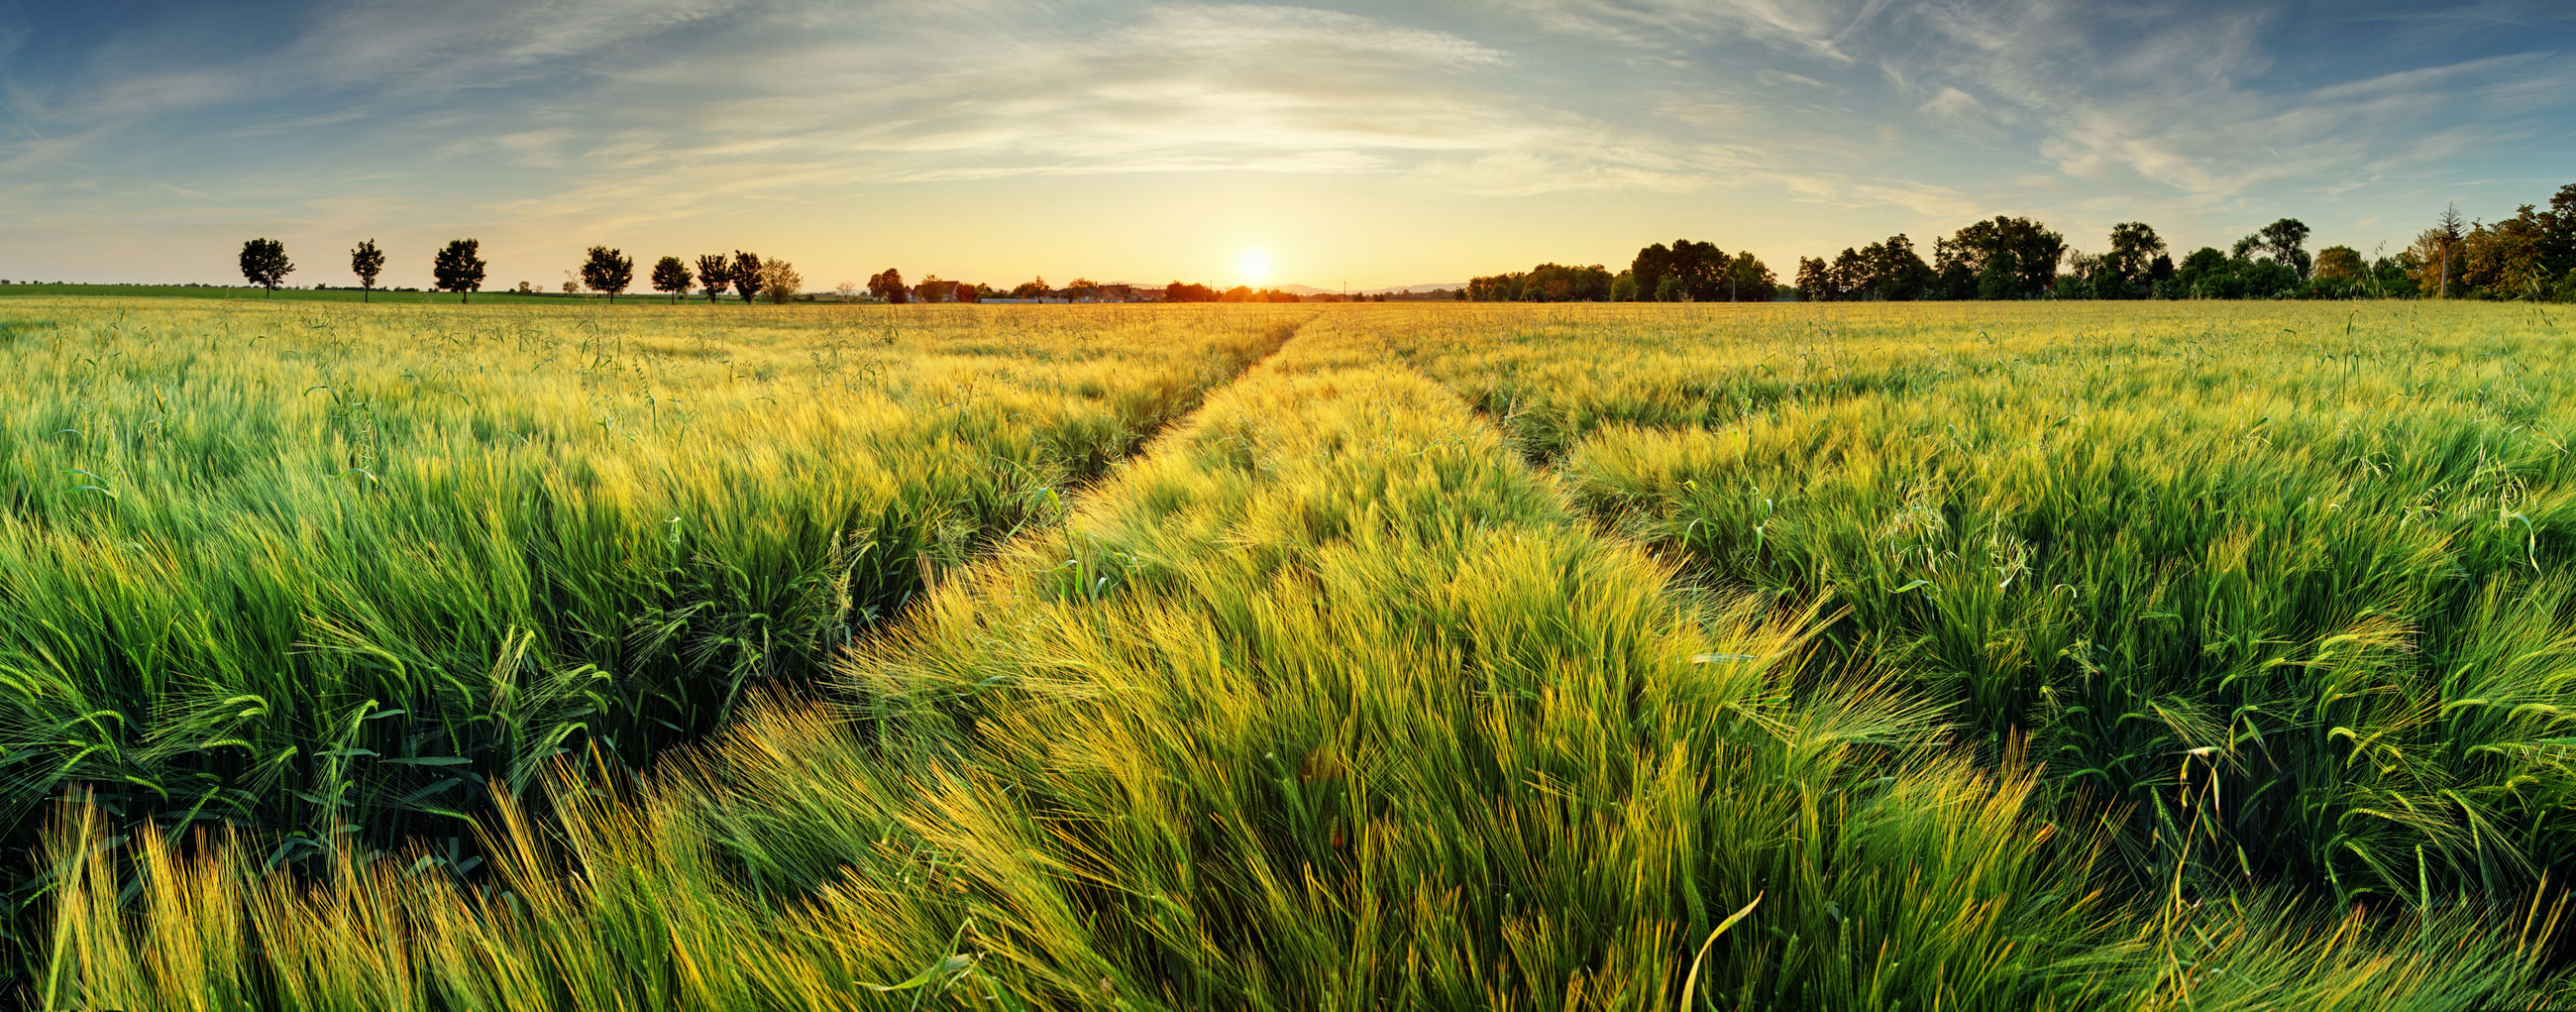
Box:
9;296;2576;1009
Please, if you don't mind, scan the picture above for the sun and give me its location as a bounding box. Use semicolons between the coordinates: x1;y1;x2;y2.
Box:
1238;248;1272;285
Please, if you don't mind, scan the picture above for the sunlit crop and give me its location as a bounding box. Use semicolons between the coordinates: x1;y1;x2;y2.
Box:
16;298;2576;1009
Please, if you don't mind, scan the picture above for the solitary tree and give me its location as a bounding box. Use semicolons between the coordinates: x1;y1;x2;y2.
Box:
760;260;801;303
731;251;764;303
349;239;384;302
240;238;293;295
650;257;694;303
433;239;486;303
696;254;732;303
581;246;635;303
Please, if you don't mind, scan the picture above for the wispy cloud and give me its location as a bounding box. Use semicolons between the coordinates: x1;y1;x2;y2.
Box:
0;0;2569;283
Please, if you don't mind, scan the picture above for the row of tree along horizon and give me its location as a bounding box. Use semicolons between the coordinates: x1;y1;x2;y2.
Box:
1470;181;2576;303
222;181;2575;306
234;238;1358;304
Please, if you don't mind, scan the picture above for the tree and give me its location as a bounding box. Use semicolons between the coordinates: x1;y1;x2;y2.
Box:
581;246;635;302
2543;183;2576;281
1933;218;2053;298
1011;277;1049;299
2311;246;2365;281
1725;253;1777;301
1653;275;1686;302
1976;248;2019;300
2426;203;2467;298
1610;272;1639;302
1938;217;2064;298
1631;243;1677;300
696;254;731;303
759;260;801;303
2174;247;2233;298
2100;223;2166;299
650;256;694;303
2234;218;2313;281
2408;207;2470;299
1631;239;1734;301
1821;235;1934;301
1830;248;1866;300
432;239;485;303
1163;281;1218;302
2461;211;2551;299
868;269;909;303
239;238;293;294
349;239;384;302
731;251;764;303
1794;257;1830;301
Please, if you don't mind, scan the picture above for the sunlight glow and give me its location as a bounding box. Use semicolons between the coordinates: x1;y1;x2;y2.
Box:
1238;248;1272;285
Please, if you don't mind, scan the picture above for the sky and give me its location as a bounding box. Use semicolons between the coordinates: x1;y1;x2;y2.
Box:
3;0;2572;291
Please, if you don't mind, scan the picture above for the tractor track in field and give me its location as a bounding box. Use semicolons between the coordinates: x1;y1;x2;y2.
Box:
919;311;1318;589
1086;311;1317;480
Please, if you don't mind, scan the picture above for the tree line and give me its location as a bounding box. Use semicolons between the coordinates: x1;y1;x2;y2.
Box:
236;239;805;304
1464;240;1779;303
1464;181;2576;303
232;242;1333;305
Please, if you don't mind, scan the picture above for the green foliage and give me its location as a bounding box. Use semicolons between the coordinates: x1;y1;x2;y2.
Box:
237;239;292;293
648;257;694;303
1466;263;1615;302
1939;216;2064;299
432;239;485;303
580;247;634;303
349;240;385;300
694;254;731;303
1805;236;1931;301
729;252;763;303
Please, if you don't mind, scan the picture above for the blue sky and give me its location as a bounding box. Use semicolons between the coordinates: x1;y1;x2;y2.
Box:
3;0;2571;290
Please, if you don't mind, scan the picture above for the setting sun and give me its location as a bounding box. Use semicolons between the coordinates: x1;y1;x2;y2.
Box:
1237;248;1272;285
